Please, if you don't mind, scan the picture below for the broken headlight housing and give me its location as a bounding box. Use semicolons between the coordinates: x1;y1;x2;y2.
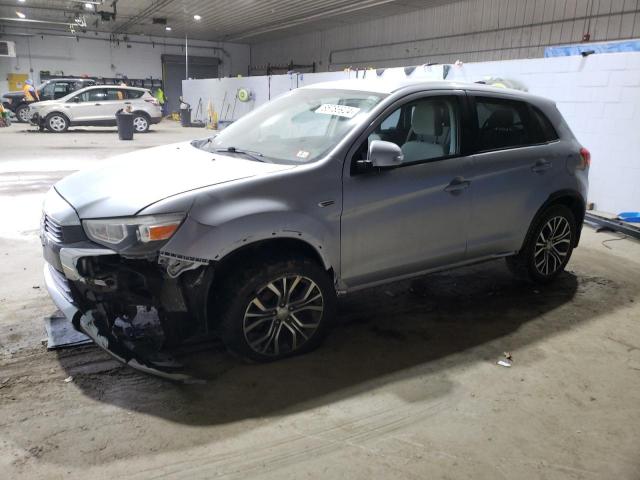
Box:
83;213;185;255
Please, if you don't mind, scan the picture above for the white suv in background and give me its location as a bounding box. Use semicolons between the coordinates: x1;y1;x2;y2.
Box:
29;85;162;133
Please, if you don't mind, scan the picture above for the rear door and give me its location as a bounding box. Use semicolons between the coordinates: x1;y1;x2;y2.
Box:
465;94;564;258
94;88;130;121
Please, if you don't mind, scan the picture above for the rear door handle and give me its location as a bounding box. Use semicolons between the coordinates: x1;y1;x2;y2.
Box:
94;103;102;106
444;177;471;193
532;159;552;173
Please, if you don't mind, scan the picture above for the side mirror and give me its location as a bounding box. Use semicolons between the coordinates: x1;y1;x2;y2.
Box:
69;96;81;103
368;140;404;168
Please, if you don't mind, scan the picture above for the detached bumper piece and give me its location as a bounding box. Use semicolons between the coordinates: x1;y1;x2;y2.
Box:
30;112;43;127
76;309;192;382
43;251;210;381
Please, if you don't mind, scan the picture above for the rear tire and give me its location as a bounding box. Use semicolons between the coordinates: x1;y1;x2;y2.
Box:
46;113;69;133
506;204;576;284
132;113;150;133
216;256;336;362
15;105;30;123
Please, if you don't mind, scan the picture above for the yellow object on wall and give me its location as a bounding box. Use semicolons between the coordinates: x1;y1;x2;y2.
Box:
7;73;28;91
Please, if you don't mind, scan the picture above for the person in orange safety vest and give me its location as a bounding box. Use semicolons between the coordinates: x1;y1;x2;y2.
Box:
22;79;40;102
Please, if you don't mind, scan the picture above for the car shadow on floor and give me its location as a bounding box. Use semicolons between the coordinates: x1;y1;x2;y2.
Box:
56;259;623;426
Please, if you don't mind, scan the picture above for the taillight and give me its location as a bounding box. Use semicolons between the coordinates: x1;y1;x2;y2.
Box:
578;147;591;170
145;98;159;106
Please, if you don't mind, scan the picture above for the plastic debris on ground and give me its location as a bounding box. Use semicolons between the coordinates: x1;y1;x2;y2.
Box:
497;352;513;367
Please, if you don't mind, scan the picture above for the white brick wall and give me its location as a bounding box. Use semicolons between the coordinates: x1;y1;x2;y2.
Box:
183;52;640;214
448;52;640;214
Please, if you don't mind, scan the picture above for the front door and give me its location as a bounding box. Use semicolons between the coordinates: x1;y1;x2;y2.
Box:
64;88;108;123
341;92;472;289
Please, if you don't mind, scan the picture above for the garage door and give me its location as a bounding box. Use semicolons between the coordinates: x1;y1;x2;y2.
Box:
162;54;219;114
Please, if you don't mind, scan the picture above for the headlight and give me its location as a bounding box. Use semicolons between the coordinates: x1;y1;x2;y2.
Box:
83;214;184;254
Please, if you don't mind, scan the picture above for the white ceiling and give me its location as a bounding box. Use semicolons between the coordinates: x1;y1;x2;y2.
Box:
0;0;443;43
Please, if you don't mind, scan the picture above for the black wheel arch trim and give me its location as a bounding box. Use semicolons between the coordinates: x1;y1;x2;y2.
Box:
521;189;586;251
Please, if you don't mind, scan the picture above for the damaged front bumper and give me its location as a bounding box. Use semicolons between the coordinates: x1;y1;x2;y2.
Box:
43;263;193;381
43;241;211;381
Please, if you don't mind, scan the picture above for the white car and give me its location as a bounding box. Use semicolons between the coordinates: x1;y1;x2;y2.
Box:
29;85;162;133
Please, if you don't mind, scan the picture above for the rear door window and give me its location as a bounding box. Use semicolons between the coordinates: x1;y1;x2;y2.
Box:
53;82;72;99
105;88;127;101
126;90;145;99
474;97;535;151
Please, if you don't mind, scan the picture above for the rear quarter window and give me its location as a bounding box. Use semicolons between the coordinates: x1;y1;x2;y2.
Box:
529;106;559;143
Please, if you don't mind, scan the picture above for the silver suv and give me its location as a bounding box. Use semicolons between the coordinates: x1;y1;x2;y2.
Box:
42;80;589;378
30;85;162;133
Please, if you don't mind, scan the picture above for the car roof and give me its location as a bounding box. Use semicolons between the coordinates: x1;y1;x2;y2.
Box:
77;85;148;91
303;79;543;101
44;78;94;82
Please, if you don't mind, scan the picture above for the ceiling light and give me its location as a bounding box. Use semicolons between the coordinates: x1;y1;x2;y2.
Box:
165;26;172;31
193;14;201;21
16;11;26;18
84;3;94;10
18;0;26;3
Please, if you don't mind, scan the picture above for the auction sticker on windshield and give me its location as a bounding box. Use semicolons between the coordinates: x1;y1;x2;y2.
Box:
315;104;361;118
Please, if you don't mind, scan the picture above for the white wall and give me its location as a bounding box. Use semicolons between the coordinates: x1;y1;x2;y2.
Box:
184;52;640;214
181;64;448;122
448;52;640;215
0;27;250;94
250;0;640;71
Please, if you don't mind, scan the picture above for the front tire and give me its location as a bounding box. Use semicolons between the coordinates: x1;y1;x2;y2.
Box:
46;113;69;133
15;105;31;123
216;257;336;362
506;204;576;284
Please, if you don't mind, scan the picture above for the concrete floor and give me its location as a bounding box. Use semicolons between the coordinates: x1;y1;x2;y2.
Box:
1;120;639;479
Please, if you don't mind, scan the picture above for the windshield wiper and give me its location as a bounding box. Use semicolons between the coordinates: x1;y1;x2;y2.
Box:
215;146;265;162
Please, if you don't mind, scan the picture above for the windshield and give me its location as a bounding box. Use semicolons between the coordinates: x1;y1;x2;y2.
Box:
195;88;386;164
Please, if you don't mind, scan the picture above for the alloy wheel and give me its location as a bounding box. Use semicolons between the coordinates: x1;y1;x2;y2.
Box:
133;116;148;132
534;216;571;276
48;115;67;132
243;275;324;356
18;107;30;122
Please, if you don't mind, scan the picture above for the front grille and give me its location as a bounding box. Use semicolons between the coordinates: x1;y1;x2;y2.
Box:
44;214;64;243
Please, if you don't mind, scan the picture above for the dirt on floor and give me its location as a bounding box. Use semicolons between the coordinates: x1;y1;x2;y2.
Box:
1;121;639;479
1;229;640;479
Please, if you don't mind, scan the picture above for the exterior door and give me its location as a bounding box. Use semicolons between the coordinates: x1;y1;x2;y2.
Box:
341;92;472;289
64;88;108;122
465;94;565;257
96;88;130;121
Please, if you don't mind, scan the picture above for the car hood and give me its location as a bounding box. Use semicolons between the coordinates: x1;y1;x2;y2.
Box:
55;141;296;218
3;91;24;99
30;100;56;108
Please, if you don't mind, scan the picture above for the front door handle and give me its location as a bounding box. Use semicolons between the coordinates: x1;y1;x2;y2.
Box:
532;159;552;173
94;103;102;106
444;177;471;193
